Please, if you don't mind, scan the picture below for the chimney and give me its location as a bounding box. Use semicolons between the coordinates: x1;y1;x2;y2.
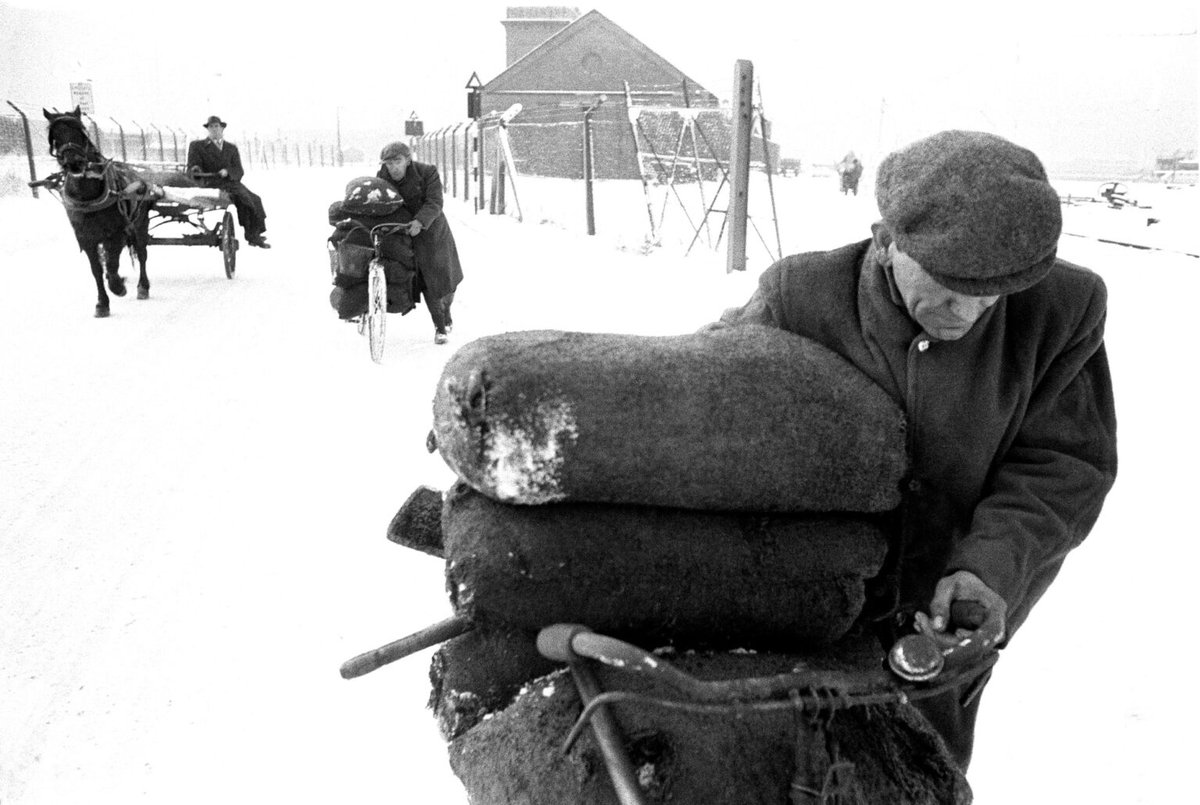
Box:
502;6;580;67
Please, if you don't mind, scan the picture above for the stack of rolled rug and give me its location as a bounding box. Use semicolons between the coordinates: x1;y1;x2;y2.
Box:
388;326;969;804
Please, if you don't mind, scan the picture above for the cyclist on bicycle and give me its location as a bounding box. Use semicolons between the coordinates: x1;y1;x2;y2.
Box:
328;176;418;319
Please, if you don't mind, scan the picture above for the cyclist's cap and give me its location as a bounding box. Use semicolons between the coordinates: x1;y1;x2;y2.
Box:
380;141;411;162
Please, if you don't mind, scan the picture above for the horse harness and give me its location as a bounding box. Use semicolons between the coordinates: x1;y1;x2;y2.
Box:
47;115;160;233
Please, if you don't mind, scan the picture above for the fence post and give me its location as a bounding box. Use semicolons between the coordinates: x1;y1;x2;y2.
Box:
449;123;461;198
494;136;506;215
150;123;165;161
131;120;149;160
476;121;485;211
460;124;470;205
107;117;127;161
6;101;40;198
179;127;192;162
582;96;605;236
83;115;103;154
442;126;450;178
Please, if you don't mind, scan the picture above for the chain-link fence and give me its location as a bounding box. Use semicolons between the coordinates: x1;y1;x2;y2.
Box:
2;101;344;197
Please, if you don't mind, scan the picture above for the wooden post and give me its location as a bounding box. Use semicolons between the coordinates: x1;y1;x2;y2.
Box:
726;60;753;273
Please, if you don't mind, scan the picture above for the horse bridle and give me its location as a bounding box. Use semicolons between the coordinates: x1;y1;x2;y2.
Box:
48;118;100;175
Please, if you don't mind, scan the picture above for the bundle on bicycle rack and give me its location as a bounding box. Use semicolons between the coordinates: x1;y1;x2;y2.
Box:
326;177;418;320
375;327;969;803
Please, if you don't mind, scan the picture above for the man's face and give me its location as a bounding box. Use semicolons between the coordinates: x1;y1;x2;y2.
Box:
889;244;1000;341
383;156;410;180
206;123;224;141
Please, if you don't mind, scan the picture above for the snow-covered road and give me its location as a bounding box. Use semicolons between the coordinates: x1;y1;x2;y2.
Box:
1;166;1197;804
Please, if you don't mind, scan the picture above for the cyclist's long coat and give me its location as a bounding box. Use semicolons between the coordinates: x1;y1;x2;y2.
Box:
377;163;462;301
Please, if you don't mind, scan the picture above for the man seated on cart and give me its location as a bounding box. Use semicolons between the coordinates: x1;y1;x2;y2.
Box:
327;177;418;319
186;115;270;248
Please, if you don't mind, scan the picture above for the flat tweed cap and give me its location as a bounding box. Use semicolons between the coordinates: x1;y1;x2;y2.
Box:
379;141;410;162
876;130;1062;296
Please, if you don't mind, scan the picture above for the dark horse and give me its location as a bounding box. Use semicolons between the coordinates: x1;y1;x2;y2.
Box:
43;107;158;317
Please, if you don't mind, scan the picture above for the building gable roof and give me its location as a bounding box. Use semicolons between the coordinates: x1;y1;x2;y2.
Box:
483;9;712;98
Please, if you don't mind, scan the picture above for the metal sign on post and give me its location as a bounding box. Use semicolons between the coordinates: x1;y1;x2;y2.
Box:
69;82;95;115
405;111;424;137
465;72;483;120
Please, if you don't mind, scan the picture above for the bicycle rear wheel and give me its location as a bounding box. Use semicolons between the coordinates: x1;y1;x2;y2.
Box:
367;260;387;363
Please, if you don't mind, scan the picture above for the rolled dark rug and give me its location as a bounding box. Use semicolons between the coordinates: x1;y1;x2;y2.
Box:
431;327;907;513
387;485;445;557
447;638;971;805
443;484;890;650
429;623;558;741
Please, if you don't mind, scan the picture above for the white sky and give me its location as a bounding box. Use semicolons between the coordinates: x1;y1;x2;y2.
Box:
3;0;1196;163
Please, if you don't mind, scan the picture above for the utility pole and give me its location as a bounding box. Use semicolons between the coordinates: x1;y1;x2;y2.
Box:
335;106;343;167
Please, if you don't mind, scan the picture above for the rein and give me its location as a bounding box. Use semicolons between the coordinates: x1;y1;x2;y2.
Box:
46;115;161;234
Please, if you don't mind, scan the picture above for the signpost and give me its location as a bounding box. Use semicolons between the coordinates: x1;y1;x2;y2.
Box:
69;82;95;115
465;72;483;120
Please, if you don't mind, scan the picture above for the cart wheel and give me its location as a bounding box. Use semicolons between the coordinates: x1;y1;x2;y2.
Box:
221;210;238;278
367;260;387;364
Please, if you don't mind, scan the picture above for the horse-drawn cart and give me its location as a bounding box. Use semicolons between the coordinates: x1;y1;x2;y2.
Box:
40;107;245;317
128;162;239;278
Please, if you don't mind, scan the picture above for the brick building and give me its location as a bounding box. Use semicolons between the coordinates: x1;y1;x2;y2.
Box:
481;7;777;180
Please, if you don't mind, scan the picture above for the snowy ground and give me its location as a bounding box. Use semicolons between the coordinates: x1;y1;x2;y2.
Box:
1;165;1197;804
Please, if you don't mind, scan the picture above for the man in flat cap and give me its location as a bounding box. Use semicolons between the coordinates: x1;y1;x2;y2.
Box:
187;115;270;247
712;130;1117;772
377;141;462;344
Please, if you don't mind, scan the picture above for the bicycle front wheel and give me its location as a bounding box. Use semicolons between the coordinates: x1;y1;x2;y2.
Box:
367;261;387;363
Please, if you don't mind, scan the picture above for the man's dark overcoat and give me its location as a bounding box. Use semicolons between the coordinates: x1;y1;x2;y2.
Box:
719;240;1118;638
376;162;462;301
186;138;266;236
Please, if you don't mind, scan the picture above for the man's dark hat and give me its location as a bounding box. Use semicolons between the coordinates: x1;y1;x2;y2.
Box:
203;115;227;128
876;130;1062;296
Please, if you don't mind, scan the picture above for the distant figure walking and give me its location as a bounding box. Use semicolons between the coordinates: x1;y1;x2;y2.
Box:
837;151;864;196
186;115;269;247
